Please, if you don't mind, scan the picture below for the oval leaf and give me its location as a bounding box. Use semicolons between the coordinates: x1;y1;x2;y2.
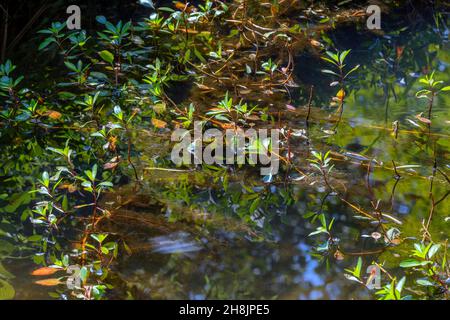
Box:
0;279;15;300
46;110;62;120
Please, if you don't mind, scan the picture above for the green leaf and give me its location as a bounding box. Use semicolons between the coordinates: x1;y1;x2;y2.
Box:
158;7;175;12
84;170;94;182
27;235;42;242
440;86;450;91
0;240;15;255
344;274;362;284
194;49;206;63
37;29;54;35
416;89;431;98
41;171;50;187
81;181;92;190
105;21;117;33
98;181;113;188
92;285;106;299
99;50;114;64
139;0;155;9
308;227;327;237
114;105;123;117
396;276;406;293
303;212;315;219
328;217;335;231
319;214;326;228
91;164;98;181
325;51;339;63
413;243;425;257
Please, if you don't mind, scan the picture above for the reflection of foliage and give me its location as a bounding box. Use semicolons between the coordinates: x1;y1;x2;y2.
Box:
0;239;16;299
343;241;449;300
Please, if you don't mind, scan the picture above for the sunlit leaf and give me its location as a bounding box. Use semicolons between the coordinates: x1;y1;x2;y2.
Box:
414;113;431;124
399;259;431;268
45;110;62;120
310;39;322;47
416;279;434;286
427;244;440;259
0;263;14;280
152;118;167;129
31;267;63;276
334;250;345;260
103;162;119;170
34;278;62;286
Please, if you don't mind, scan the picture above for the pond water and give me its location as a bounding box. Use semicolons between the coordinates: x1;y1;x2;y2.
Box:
1;1;449;300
